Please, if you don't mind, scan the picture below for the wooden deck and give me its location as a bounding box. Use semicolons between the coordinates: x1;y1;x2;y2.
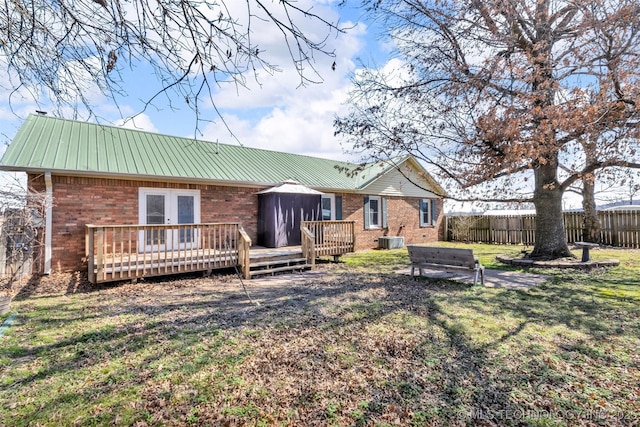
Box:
86;221;355;283
88;248;240;283
301;220;356;263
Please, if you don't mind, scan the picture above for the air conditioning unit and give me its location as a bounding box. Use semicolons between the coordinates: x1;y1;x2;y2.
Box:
378;236;404;249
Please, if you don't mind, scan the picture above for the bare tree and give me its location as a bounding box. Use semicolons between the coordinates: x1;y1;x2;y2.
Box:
0;177;50;297
0;0;343;132
336;0;640;259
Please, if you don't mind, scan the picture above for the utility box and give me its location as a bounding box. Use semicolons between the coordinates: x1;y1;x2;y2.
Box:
378;236;404;249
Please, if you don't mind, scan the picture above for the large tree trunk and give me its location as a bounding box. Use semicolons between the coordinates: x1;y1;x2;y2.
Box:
530;162;573;259
581;177;601;243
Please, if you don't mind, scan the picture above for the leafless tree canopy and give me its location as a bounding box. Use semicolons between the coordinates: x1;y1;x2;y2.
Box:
336;0;640;258
0;178;49;291
0;0;342;126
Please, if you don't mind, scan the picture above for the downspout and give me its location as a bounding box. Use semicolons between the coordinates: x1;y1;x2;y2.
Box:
44;171;52;274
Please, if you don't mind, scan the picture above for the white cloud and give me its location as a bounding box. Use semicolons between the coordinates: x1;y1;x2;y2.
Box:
200;78;362;161
195;5;369;162
0;1;371;164
115;114;159;133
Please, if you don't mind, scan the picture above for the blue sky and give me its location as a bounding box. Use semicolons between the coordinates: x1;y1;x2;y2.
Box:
0;1;388;163
2;1;634;209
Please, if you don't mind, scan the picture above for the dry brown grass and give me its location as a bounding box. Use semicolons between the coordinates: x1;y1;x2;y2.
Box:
1;246;639;426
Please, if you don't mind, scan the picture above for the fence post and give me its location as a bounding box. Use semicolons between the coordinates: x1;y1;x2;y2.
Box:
445;215;449;241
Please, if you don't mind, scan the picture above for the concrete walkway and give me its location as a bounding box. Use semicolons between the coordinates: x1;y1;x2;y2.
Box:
395;268;548;290
246;268;547;291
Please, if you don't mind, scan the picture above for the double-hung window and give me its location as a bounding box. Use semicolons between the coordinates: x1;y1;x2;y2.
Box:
369;196;381;227
364;196;387;229
420;199;438;227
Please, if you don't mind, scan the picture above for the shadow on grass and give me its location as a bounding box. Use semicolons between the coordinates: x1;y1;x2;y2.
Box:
12;269;242;301
2;268;638;425
2;272;517;424
469;272;640;339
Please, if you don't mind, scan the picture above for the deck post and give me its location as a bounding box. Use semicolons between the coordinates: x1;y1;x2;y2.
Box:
238;226;252;279
86;225;96;284
96;226;104;282
301;226;316;268
350;221;356;253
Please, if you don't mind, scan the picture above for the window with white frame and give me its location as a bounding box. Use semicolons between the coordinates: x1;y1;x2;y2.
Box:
369;196;380;227
322;194;334;220
364;196;386;229
420;199;437;227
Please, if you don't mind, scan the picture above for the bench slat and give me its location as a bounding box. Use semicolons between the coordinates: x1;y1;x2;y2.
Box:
407;246;476;269
407;245;484;285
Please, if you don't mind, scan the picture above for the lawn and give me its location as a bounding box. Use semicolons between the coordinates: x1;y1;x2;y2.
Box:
0;243;638;426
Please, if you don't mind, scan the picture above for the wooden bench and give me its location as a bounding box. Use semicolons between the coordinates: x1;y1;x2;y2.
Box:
407;245;485;286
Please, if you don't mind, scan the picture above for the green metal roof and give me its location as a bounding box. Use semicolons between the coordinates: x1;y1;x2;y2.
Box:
0;115;364;190
0;114;444;195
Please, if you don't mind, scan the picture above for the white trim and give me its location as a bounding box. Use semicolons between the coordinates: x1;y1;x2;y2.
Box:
369;195;382;229
44;171;52;274
321;194;335;220
4;168;362;194
420;199;432;227
138;188;201;225
138;188;201;252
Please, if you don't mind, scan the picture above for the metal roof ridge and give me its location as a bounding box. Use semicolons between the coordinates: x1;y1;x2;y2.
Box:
24;114;358;167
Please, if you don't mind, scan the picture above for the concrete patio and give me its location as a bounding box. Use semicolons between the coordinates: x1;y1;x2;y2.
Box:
395;267;548;290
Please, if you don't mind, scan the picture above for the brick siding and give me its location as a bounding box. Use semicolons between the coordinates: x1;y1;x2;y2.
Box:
28;174;260;272
28;174;442;272
340;194;443;250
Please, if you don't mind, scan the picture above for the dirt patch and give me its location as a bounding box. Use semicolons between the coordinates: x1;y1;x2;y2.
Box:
8;267;341;306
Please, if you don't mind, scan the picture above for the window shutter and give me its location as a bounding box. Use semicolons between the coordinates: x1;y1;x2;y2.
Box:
335;196;343;220
363;196;370;229
431;199;438;226
382;198;388;228
419;200;425;226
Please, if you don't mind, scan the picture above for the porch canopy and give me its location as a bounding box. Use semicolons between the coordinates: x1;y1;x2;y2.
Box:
257;180;322;248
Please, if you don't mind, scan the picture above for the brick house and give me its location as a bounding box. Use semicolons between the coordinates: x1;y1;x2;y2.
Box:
0;115;446;281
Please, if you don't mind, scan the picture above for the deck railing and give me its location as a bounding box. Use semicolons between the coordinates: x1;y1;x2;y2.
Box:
237;226;252;279
301;220;356;263
301;226;316;267
86;223;247;283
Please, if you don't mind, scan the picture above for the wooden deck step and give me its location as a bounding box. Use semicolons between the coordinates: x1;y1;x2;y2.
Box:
250;257;307;269
248;249;311;278
249;264;312;277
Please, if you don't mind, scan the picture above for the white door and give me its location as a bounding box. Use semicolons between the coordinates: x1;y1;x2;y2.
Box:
139;189;200;252
322;194;335;220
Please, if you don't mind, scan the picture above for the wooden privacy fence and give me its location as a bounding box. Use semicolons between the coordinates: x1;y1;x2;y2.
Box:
86;223;251;283
0;215;35;281
446;210;640;248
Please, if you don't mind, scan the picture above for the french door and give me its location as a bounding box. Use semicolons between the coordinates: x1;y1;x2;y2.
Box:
138;189;201;252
